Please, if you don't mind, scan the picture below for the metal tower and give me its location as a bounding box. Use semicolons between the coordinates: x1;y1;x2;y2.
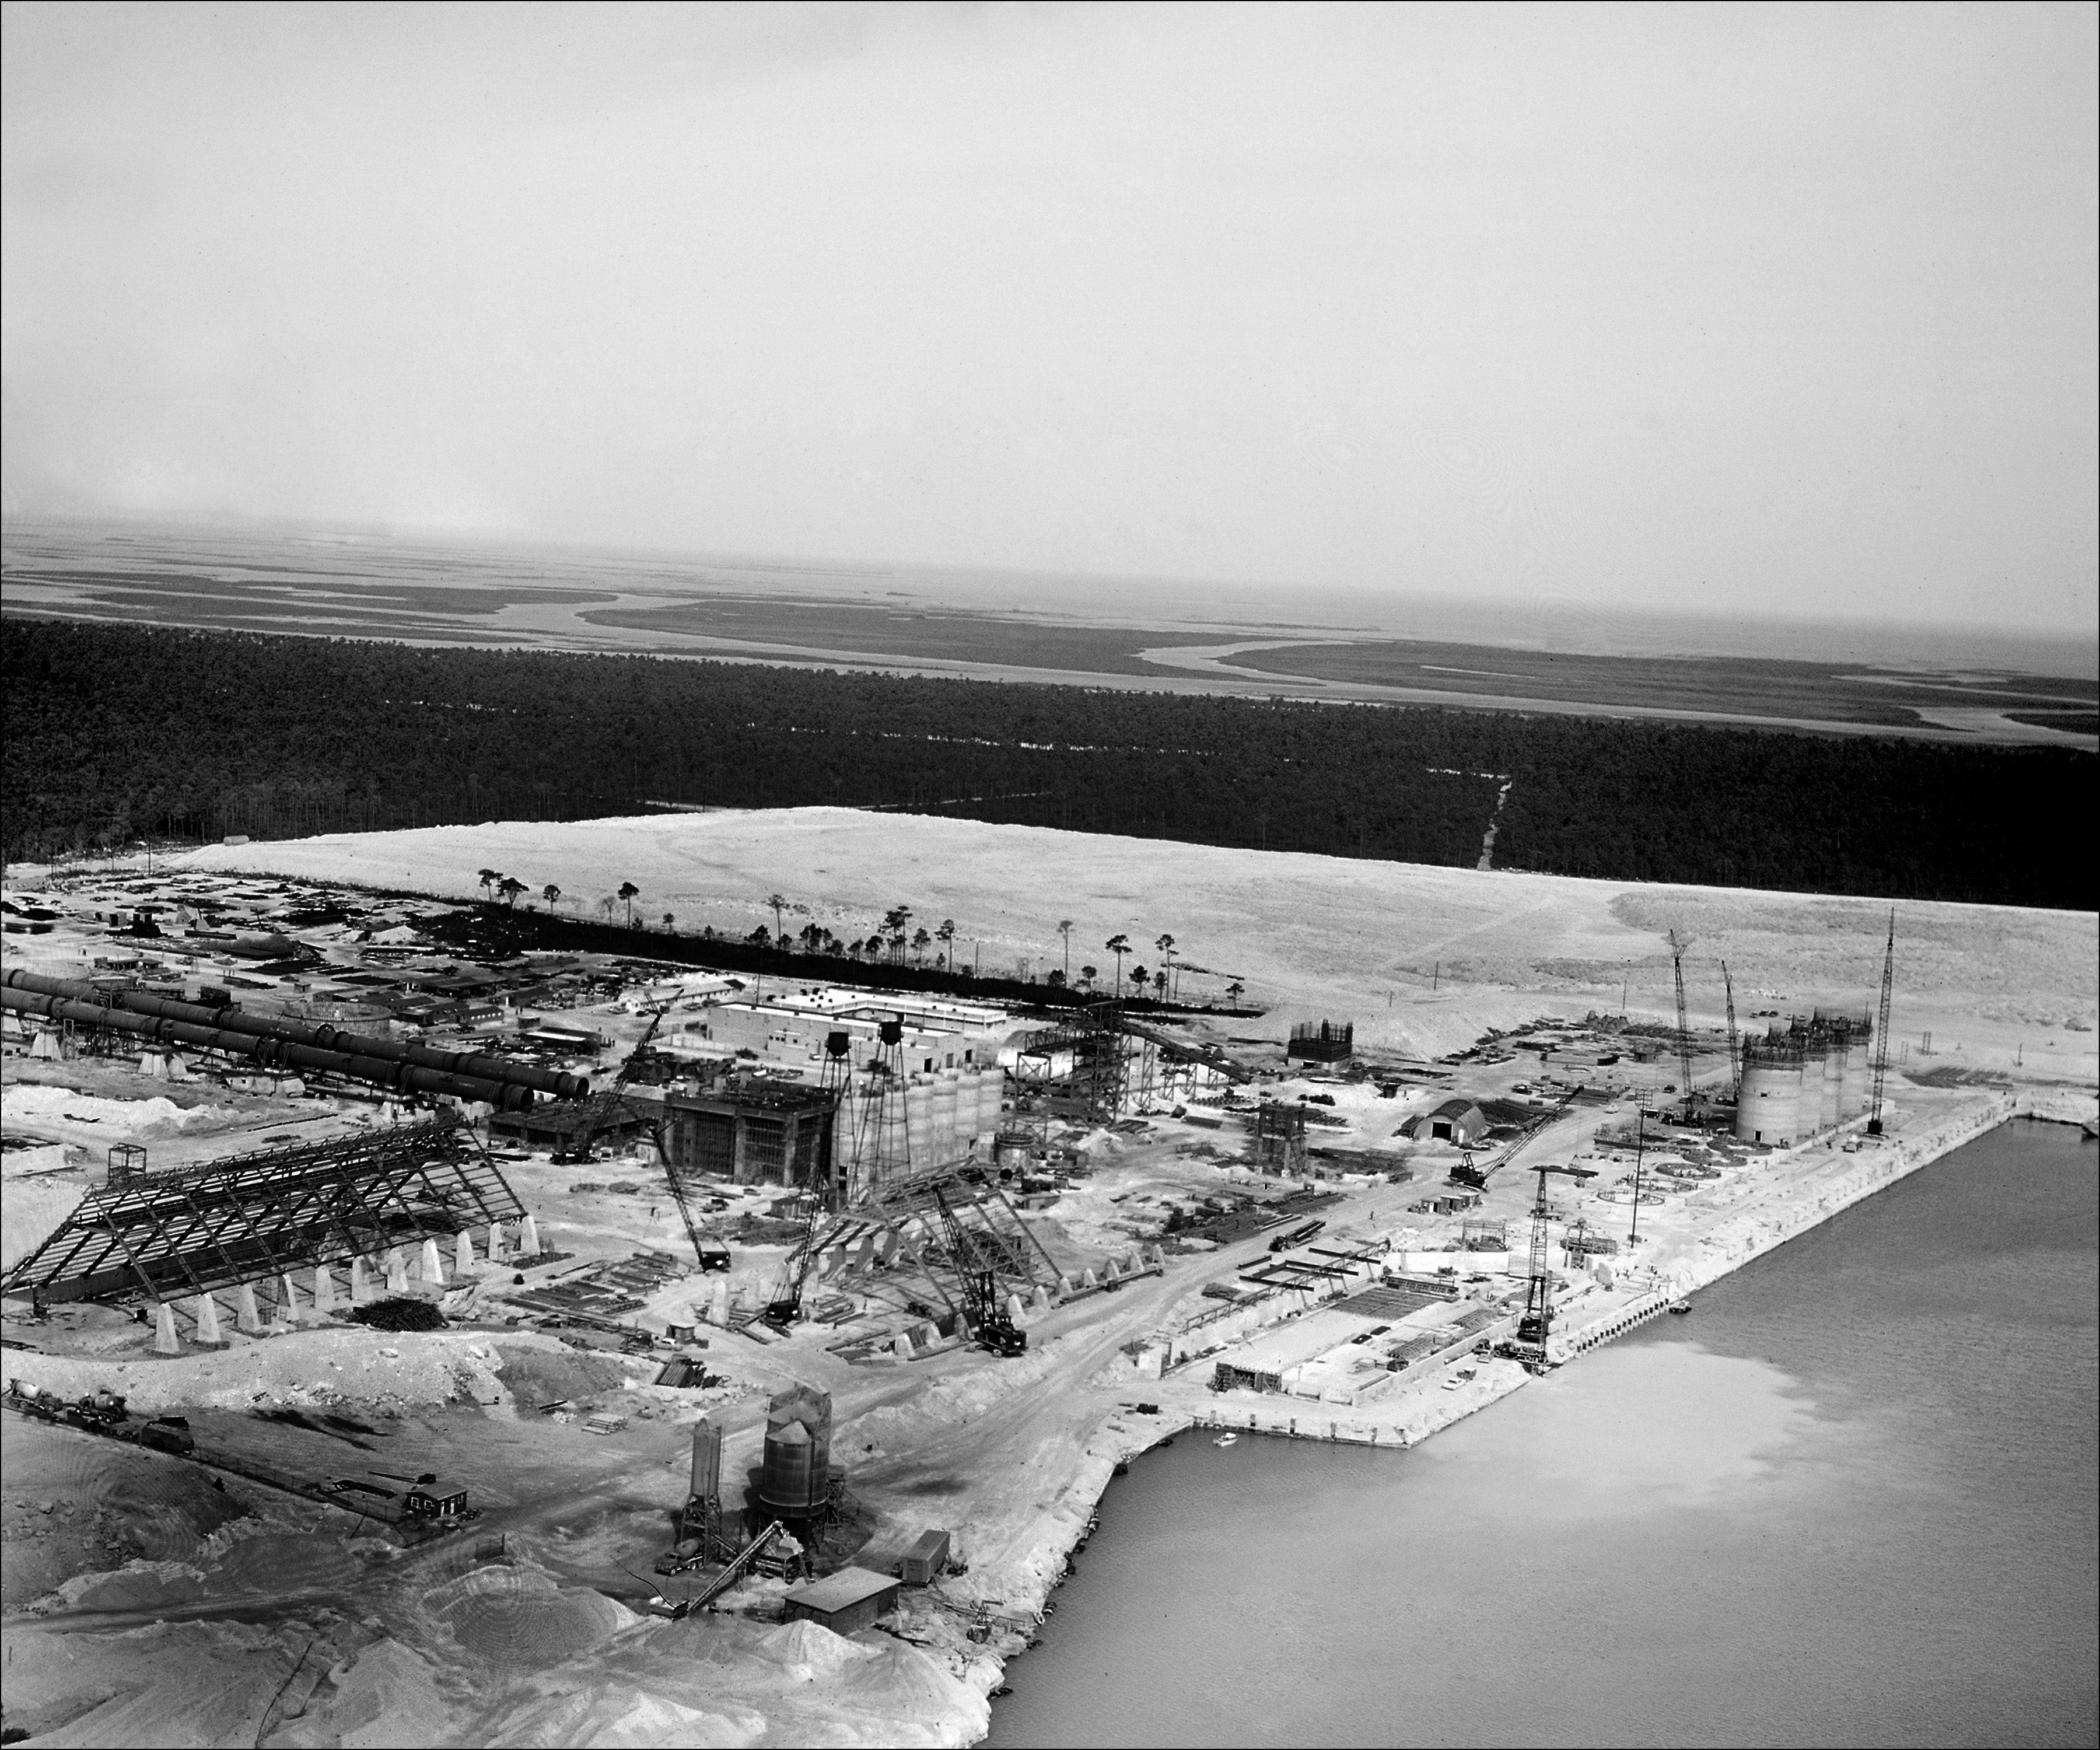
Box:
1668;930;1694;1112
1867;912;1896;1136
1722;961;1741;1099
1512;1161;1596;1370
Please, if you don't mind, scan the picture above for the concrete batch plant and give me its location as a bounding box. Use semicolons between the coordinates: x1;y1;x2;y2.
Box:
1735;1010;1873;1146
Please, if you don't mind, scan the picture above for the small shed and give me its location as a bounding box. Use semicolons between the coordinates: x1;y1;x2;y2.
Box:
1407;1098;1488;1146
780;1566;901;1636
402;1480;470;1520
899;1528;950;1586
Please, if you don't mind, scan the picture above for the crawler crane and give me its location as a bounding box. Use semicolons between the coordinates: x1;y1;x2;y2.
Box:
1508;1161;1597;1373
934;1186;1027;1357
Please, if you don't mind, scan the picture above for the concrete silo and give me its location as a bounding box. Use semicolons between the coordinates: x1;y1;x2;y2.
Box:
1735;1035;1807;1145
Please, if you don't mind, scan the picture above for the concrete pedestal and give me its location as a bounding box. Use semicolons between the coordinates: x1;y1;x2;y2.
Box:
314;1264;337;1310
519;1214;542;1258
419;1238;444;1284
455;1230;475;1275
153;1302;181;1354
194;1292;223;1344
384;1249;410;1294
235;1283;265;1335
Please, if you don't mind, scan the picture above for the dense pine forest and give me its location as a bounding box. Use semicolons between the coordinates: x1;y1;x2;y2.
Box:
2;618;2088;909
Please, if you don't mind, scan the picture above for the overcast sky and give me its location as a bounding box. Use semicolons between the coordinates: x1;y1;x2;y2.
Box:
3;2;2093;632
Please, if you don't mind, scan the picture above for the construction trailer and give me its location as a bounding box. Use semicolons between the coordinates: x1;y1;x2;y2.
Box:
898;1528;951;1585
1;1116;526;1318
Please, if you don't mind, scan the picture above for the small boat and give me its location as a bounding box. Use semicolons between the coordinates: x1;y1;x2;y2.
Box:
1668;1299;1691;1315
1214;1432;1238;1447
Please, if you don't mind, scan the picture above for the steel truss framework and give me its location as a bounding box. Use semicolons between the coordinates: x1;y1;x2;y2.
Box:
796;1163;1061;1322
4;1118;527;1307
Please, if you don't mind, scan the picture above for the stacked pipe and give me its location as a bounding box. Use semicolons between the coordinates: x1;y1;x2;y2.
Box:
1;971;561;1111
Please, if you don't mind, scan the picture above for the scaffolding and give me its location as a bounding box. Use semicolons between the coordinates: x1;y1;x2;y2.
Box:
1251;1101;1309;1178
2;1116;526;1309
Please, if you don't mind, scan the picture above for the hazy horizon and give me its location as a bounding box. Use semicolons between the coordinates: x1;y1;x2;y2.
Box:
4;4;2095;637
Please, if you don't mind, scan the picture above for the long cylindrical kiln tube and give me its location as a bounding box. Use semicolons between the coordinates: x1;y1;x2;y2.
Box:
1;988;528;1109
2;970;585;1098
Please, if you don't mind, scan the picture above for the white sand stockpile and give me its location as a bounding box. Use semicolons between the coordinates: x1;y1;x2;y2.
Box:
479;1612;989;1748
178;807;2096;1064
2;1326;518;1415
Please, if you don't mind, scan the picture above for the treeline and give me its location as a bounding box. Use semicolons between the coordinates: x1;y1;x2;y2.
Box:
1;618;2088;909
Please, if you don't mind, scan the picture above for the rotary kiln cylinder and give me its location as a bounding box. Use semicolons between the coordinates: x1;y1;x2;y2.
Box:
690;1418;722;1502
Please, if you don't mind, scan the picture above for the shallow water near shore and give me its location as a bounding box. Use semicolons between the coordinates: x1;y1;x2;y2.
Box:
985;1120;2099;1749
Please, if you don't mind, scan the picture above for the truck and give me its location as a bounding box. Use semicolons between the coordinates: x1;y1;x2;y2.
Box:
1267;1219;1325;1253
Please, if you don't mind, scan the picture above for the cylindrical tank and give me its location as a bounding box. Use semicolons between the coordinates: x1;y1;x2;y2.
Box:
933;1074;959;1162
689;1418;722;1502
1;970;584;1098
1;989;531;1108
975;1068;998;1144
1818;1042;1842;1133
1735;1040;1804;1145
903;1078;930;1164
757;1385;832;1520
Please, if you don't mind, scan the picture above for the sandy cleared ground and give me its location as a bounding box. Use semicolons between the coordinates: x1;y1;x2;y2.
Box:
178;806;2098;1082
5;808;2092;1747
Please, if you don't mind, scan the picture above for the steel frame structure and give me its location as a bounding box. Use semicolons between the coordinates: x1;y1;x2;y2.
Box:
3;1118;526;1307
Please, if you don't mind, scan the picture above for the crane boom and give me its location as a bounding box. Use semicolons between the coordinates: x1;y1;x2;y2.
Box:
1722;961;1740;1098
582;998;724;1279
1510;1161;1597;1371
1867;911;1896;1136
1669;929;1694;1105
1448;1089;1578;1190
933;1186;1026;1356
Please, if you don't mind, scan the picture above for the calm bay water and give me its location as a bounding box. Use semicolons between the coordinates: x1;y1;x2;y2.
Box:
985;1121;2099;1749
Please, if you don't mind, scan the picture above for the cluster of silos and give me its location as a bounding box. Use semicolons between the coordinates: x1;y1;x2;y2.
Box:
834;1063;1003;1192
757;1384;833;1525
1734;1012;1873;1146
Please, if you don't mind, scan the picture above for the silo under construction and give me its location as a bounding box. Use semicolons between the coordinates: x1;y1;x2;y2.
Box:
1735;1035;1807;1144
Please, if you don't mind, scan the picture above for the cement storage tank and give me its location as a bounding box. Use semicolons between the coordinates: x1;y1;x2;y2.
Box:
933;1074;960;1160
689;1418;722;1504
758;1384;832;1522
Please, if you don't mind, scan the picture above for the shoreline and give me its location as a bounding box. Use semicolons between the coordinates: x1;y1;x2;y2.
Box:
966;1086;2095;1737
